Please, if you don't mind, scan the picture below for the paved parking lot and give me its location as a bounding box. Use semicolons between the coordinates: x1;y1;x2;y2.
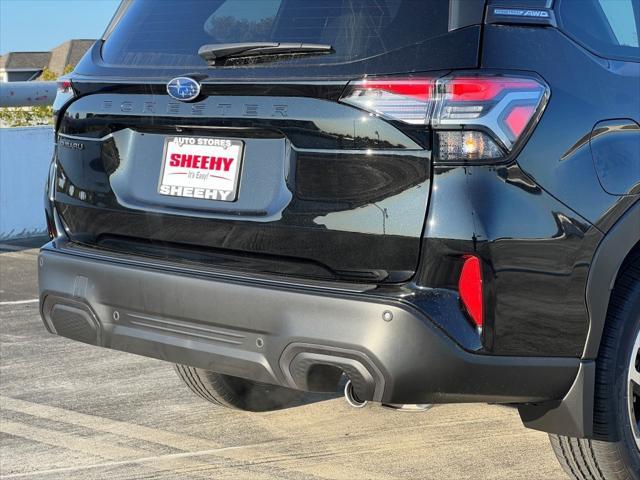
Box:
0;243;567;480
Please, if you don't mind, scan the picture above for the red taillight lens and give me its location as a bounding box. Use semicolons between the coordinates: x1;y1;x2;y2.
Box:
358;79;434;101
444;77;541;102
340;73;549;163
458;255;483;329
57;80;73;93
53;78;75;117
504;105;536;137
45;211;57;240
339;77;436;125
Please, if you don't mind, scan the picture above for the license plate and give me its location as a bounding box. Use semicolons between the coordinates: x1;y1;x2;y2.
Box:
158;136;243;202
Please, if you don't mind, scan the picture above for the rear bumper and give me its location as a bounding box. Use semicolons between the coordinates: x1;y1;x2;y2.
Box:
38;240;579;405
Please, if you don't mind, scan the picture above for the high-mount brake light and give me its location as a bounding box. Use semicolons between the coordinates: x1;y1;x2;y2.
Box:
340;73;549;163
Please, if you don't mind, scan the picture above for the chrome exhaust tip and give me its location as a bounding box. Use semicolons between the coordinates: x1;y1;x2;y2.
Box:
381;403;433;412
344;380;367;408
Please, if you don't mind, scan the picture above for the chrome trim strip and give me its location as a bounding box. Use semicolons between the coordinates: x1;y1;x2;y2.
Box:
57;132;115;142
69;77;349;86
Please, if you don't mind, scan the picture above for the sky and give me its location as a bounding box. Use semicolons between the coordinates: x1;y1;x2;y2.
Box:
0;0;121;55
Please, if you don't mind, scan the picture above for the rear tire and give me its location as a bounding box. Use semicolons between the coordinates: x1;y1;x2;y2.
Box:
550;254;640;480
174;364;307;412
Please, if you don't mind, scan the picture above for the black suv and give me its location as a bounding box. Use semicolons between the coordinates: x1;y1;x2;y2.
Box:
39;1;640;478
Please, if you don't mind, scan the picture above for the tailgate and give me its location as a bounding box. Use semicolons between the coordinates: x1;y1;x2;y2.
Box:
55;88;429;283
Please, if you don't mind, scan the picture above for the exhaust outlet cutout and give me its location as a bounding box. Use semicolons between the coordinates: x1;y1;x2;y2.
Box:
344;380;367;408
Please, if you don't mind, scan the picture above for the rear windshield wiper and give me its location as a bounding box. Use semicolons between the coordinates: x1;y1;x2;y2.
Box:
198;42;333;64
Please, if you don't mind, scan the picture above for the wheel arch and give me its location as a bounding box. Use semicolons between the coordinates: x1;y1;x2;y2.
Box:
584;200;640;360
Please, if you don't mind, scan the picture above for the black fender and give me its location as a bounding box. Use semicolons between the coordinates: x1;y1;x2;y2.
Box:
520;198;640;438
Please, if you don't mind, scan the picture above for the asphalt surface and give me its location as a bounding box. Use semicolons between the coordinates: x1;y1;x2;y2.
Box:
0;242;568;480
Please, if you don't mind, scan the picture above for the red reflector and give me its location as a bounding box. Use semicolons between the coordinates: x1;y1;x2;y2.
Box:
505;105;535;137
447;77;540;102
459;255;483;328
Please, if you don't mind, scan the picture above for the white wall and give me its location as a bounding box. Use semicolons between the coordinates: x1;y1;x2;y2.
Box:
0;126;54;240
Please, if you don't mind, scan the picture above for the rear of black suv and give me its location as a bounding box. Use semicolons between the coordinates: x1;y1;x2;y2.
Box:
39;1;640;478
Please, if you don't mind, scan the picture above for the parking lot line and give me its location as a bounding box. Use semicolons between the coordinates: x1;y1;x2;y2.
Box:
0;420;146;460
0;299;38;306
0;395;220;451
0;445;250;479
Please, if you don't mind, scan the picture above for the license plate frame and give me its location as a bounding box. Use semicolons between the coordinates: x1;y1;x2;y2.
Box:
158;136;244;202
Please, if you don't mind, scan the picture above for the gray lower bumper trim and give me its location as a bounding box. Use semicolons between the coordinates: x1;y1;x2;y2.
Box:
38;243;580;405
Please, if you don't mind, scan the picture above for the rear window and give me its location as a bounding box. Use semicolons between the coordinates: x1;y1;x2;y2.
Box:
557;0;640;62
101;0;450;67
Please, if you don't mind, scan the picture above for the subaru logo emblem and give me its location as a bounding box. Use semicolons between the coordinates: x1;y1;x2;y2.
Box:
166;77;201;102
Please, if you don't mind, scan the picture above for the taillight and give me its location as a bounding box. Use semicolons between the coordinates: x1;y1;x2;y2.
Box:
45;211;57;240
339;77;436;125
57;80;73;94
53;78;76;120
432;75;547;162
458;255;483;329
340;72;549;163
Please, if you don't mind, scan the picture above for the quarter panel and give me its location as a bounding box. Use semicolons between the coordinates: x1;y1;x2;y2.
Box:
418;164;603;357
481;26;640;229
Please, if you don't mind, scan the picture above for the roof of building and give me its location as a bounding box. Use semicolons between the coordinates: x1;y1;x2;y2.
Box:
0;52;51;70
48;39;96;74
0;39;96;75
